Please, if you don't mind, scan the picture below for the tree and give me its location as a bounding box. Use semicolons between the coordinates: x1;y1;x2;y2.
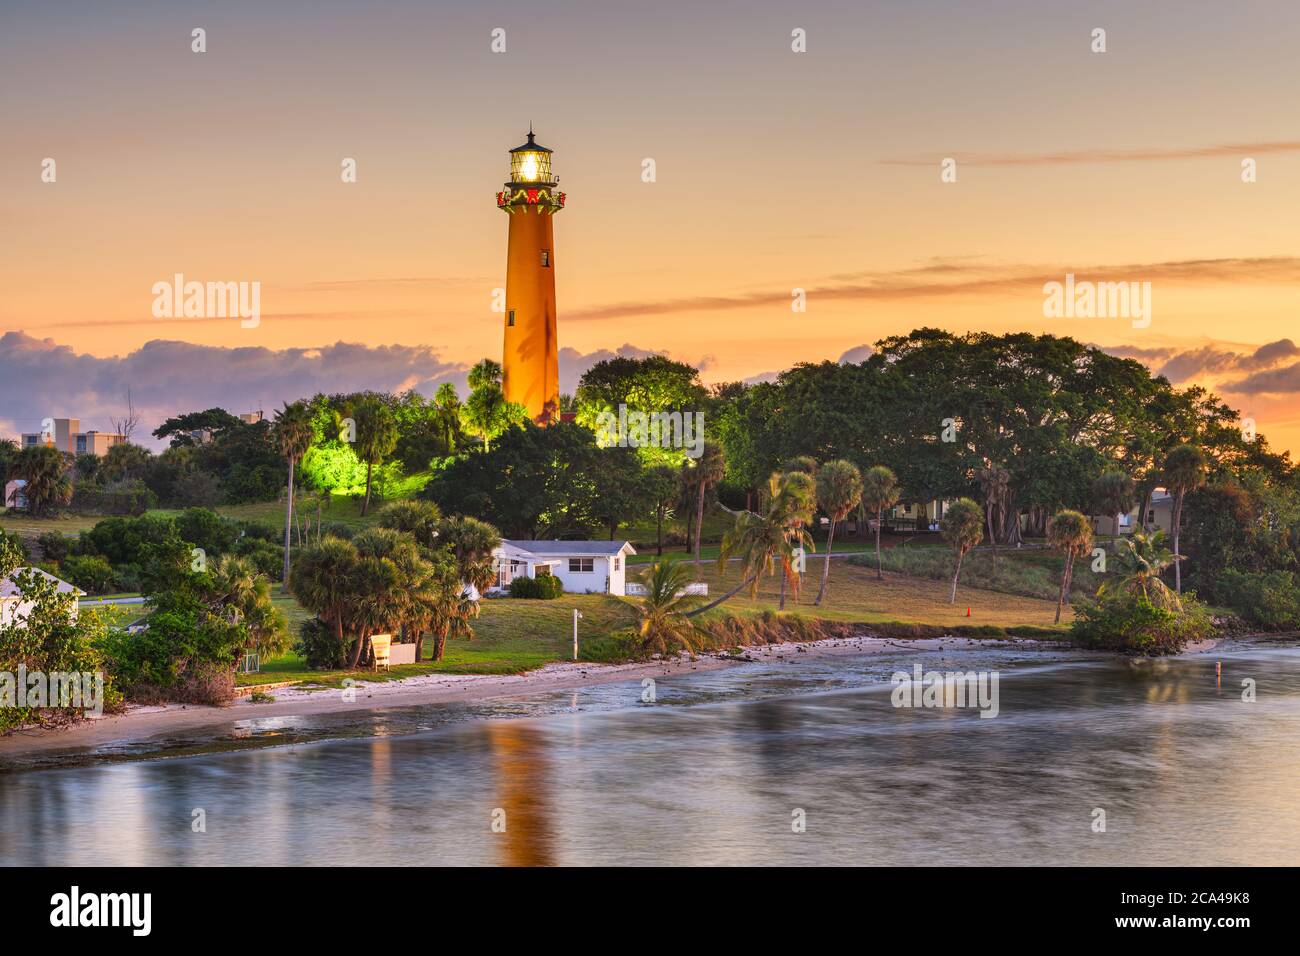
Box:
775;470;816;609
1102;529;1180;610
575;355;707;465
422;422;604;538
109;387;142;442
1163;444;1207;594
634;559;700;656
860;465;900;581
1092;470;1135;540
353;398;398;516
684;442;726;577
643;464;678;556
814;460;863;604
940;498;984;604
436;514;502;596
152;407;244;447
9;445;72;516
205;554;290;661
976;465;1010;563
461;359;525;451
288;536;359;664
271;401;315;588
431;382;464;457
589;447;646;539
1047;510;1093;624
376;499;443;548
686;469;813;617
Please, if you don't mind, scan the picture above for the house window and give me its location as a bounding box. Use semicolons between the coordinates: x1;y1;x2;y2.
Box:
614;556;621;571
540;249;550;267
507;310;516;327
569;558;594;573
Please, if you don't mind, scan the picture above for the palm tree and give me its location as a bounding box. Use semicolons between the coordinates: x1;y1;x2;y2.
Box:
431;382;463;455
940;497;984;603
976;465;1010;564
9;445;72;516
1047;510;1093;624
1163;444;1207;594
684;442;726;577
635;558;701;657
207;555;290;661
685;471;811;618
272;401;315;589
289;535;361;660
1092;470;1135;541
1103;529;1180;610
814;460;863;604
461;359;523;450
860;465;900;581
354;398;398;516
377;498;443;548
776;470;816;609
436;514;503;597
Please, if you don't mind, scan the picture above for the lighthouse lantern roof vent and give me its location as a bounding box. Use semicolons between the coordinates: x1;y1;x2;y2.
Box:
509;130;553;154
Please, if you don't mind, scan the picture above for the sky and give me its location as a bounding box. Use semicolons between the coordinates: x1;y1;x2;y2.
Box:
2;0;1298;452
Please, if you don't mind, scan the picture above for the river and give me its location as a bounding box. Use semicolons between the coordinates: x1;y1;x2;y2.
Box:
2;640;1297;865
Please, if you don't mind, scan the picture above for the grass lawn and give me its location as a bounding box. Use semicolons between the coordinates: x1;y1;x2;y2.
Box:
240;592;635;688
240;561;1069;689
687;555;1072;632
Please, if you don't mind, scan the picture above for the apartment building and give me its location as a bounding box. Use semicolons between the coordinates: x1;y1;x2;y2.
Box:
20;418;126;456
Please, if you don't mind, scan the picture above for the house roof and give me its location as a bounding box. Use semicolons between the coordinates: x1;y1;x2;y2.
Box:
502;540;635;557
1;567;84;599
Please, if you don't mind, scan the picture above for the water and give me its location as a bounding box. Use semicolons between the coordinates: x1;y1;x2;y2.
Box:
2;641;1298;865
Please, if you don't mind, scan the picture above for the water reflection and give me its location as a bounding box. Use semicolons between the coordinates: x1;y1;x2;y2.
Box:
1;644;1298;866
487;722;555;866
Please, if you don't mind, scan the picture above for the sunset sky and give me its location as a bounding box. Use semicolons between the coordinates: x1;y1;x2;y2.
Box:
3;0;1299;452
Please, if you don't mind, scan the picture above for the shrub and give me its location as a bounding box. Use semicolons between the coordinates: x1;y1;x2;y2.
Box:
112;562;142;593
101;602;245;705
1217;569;1300;630
36;531;73;563
508;574;565;599
1;529;30;563
59;554;116;594
234;538;283;580
295;617;349;670
71;479;157;516
175;507;238;556
1071;593;1216;655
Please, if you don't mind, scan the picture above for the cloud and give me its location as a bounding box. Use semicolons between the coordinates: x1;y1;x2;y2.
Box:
838;344;875;365
0;332;464;448
566;257;1300;322
879;141;1300;167
1096;337;1300;394
1223;362;1300;396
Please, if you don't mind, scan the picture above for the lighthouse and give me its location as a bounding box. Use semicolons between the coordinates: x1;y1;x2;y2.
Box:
497;129;565;424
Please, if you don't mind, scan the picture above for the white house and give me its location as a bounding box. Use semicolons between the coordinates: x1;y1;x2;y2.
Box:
1;568;83;627
491;540;636;596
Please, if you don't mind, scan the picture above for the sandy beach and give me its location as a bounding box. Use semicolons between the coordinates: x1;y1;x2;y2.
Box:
0;635;1048;758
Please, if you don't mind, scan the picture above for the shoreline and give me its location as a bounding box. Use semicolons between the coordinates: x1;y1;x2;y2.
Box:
0;632;1220;760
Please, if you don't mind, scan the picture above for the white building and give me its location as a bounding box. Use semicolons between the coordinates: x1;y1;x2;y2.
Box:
492;540;636;596
1;568;83;627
